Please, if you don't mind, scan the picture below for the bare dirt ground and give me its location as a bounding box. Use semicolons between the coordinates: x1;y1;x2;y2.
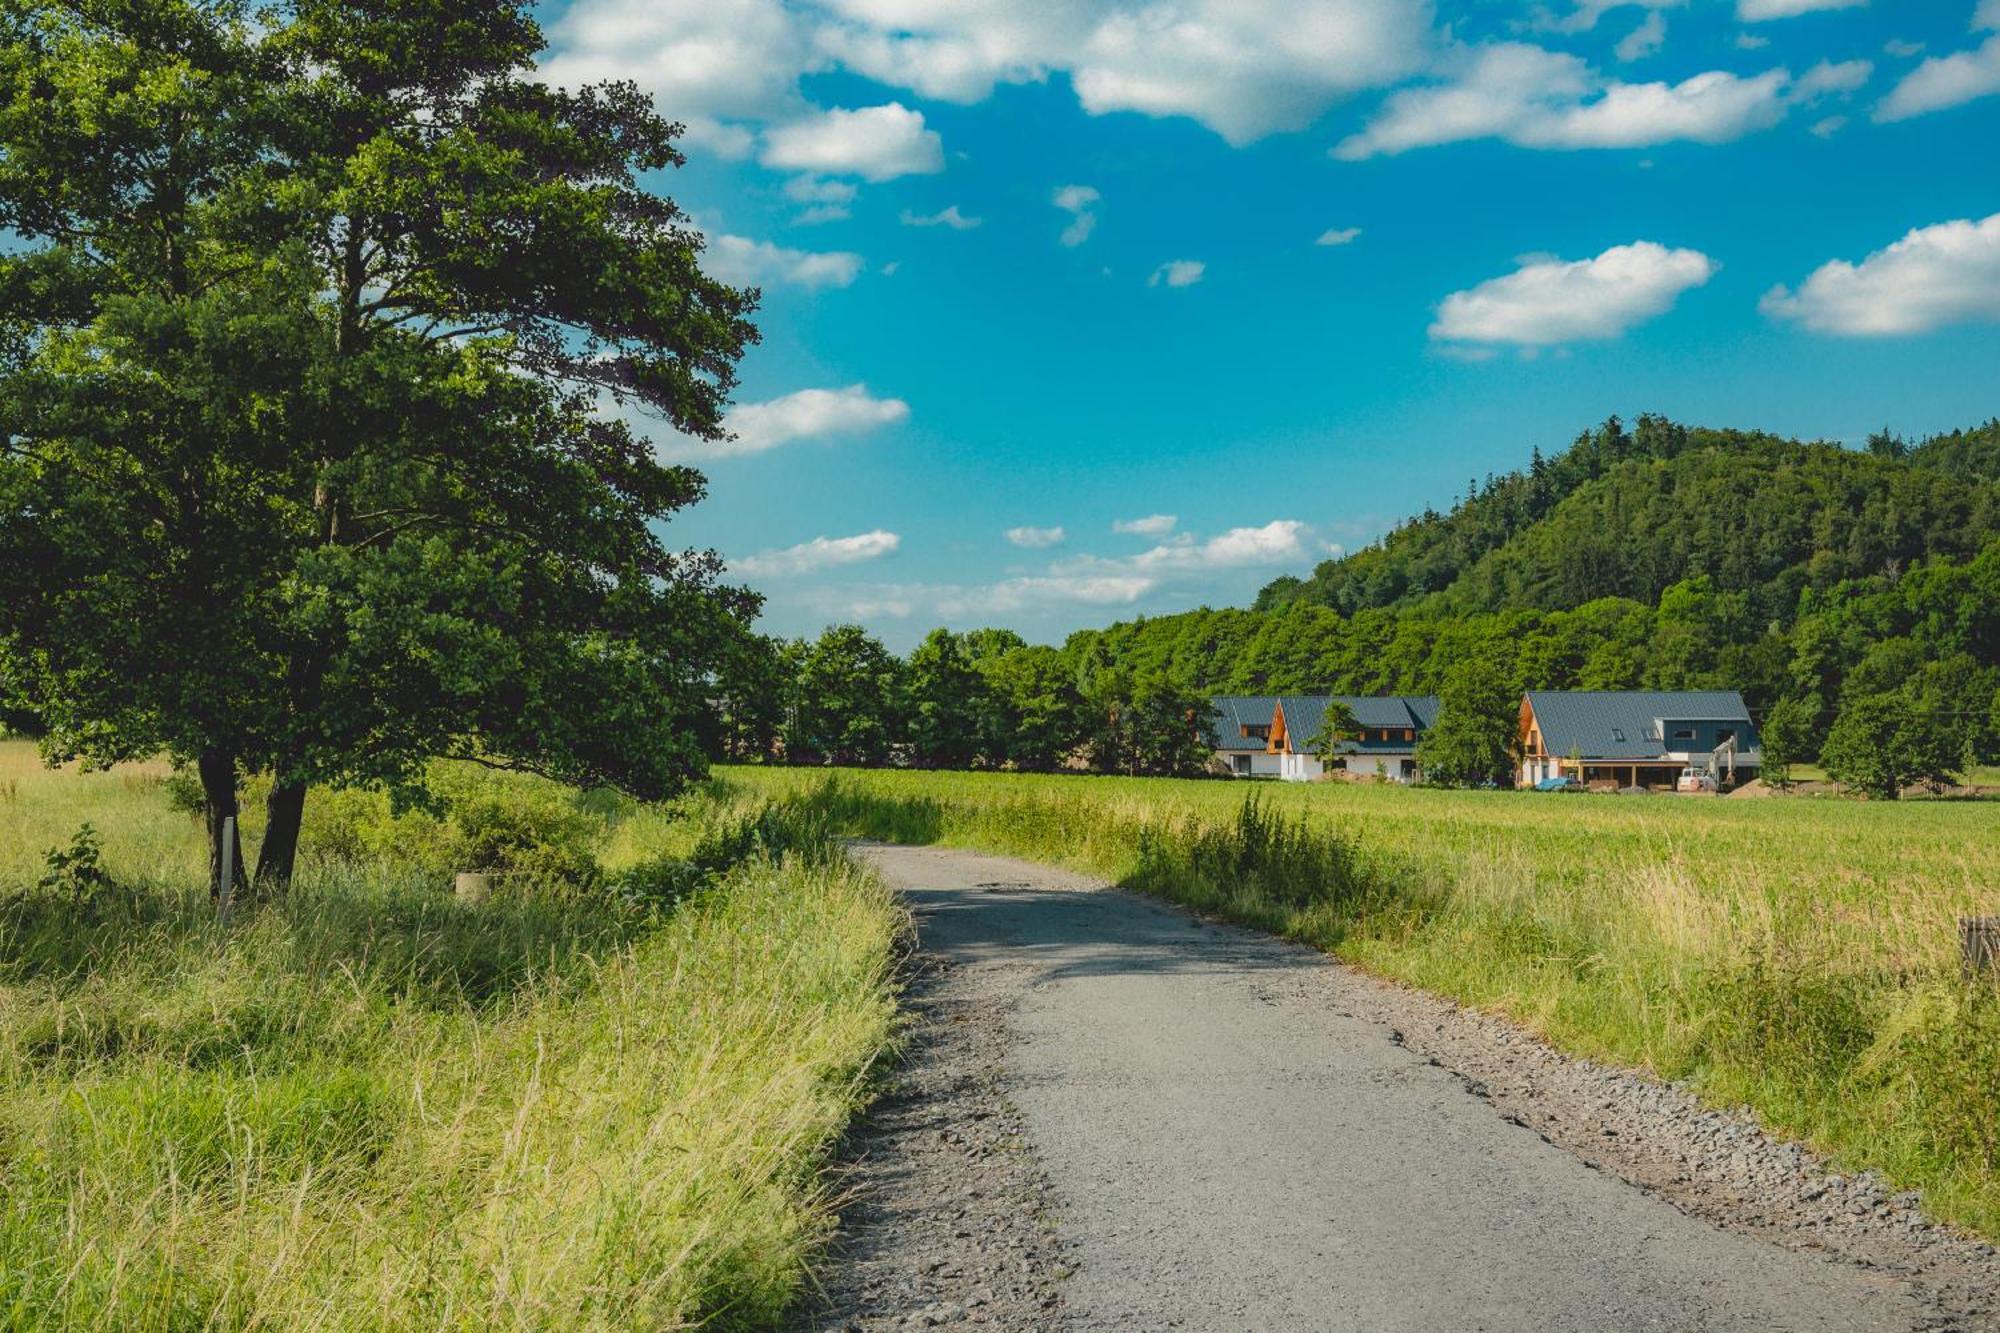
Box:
796;844;2000;1332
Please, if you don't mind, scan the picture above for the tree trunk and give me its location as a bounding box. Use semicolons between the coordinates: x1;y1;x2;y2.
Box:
198;748;248;902
254;781;307;892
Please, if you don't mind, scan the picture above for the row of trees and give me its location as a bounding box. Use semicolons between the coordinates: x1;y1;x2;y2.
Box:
711;626;1217;776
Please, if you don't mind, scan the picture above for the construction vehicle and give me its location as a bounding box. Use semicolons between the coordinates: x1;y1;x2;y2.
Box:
1675;734;1738;794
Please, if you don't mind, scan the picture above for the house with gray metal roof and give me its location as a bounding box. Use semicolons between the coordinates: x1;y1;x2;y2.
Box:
1519;690;1761;789
1260;695;1439;782
1206;696;1284;776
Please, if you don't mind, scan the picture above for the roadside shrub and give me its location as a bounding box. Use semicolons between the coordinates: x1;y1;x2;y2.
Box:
36;824;117;904
1172;796;1368;910
305;768;606;887
162;767;205;819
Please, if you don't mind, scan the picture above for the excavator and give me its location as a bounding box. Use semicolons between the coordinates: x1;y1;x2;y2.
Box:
1676;734;1738;794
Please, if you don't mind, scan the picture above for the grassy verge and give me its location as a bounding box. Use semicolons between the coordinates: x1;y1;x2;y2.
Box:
721;765;2000;1239
0;742;905;1329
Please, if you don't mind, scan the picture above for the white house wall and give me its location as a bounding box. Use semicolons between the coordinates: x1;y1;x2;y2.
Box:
1279;753;1325;782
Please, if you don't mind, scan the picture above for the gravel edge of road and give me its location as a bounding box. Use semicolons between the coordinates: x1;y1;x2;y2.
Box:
1325;967;2000;1331
790;942;1074;1330
798;844;2000;1333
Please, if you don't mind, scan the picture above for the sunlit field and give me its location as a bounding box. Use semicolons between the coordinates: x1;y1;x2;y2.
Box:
0;741;903;1329
724;764;2000;1238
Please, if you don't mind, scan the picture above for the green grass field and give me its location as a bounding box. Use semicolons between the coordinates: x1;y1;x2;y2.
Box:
0;742;904;1329
721;765;2000;1238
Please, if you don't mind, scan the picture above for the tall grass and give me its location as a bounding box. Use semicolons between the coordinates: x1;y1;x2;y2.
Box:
0;742;905;1329
725;766;2000;1239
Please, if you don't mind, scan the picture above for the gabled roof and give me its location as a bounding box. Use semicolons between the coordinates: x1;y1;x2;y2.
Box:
1270;695;1439;754
1206;695;1280;751
1525;690;1755;760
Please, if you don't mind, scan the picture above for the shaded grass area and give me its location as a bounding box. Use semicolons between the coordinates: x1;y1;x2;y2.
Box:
723;766;2000;1240
0;742;904;1329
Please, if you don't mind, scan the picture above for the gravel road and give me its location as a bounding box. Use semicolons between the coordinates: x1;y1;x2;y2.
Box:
800;844;2000;1332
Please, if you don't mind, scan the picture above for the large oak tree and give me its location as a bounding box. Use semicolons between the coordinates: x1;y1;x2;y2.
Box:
0;0;759;894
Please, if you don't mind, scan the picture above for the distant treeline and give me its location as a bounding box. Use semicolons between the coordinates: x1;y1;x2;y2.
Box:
712;624;1218;777
715;417;2000;791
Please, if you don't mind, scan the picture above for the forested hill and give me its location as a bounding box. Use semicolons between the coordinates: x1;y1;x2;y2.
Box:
1052;416;1999;765
1255;416;2000;625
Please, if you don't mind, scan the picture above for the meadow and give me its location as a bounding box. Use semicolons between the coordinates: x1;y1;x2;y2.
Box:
0;741;904;1330
722;765;2000;1239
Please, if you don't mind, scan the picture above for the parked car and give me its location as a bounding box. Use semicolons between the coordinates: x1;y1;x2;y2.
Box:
1534;775;1584;792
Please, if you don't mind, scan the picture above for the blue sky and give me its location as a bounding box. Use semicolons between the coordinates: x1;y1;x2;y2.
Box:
541;0;2000;650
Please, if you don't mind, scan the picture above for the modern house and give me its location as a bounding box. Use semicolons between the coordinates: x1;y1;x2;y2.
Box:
1212;694;1438;782
1207;696;1284;777
1518;690;1762;789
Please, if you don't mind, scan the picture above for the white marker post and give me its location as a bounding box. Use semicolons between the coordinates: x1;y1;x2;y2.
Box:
218;814;236;920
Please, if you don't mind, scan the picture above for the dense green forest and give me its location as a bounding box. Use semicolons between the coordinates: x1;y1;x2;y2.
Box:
723;417;2000;785
1255;415;2000;620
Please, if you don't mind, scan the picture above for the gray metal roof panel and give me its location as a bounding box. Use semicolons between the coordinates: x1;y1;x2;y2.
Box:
1264;695;1440;753
1206;695;1280;751
1525;690;1755;760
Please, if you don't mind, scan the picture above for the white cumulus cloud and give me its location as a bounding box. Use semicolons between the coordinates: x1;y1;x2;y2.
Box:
1875;34;2000;121
1128;520;1311;570
1431;241;1717;347
546;1;1433;155
1005;525;1068;549
1114;514;1178;536
1317;226;1364;247
735;530;902;578
900;204;982;229
1064;0;1431;145
1148;259;1207;288
761;103;945;181
704;235;864;290
1760;212;2000;335
1615;11;1668;62
661;385;909;460
784;175;858;224
728;385;909;455
1052;184;1101;247
540;0;807;154
1792;58;1873;100
1335;44;1796;159
1530;0;1682;35
934;575;1157;616
1737;0;1866;19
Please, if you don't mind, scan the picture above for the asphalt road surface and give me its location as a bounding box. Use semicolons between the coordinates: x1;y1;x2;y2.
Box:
851;843;1939;1333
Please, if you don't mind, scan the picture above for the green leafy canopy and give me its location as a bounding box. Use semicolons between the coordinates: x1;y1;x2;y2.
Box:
0;0;760;885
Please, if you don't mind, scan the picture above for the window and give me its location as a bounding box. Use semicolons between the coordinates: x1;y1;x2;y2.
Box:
1717;729;1735;745
1611;727;1626;742
1672;728;1694;741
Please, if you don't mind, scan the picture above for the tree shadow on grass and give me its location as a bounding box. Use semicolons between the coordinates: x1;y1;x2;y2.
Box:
0;857;650;1074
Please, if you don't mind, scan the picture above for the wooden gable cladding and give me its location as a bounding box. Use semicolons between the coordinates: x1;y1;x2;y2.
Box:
1266;700;1290;754
1519;695;1545;759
